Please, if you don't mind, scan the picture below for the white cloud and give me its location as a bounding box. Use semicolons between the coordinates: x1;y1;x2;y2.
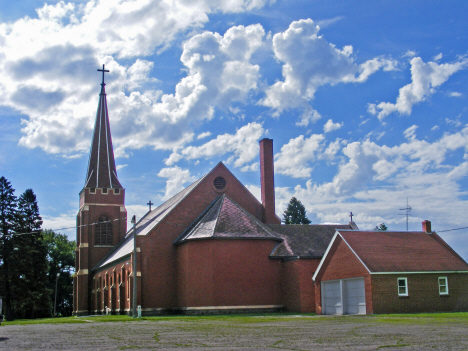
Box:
433;53;443;61
403;125;418;140
323;119;343;133
0;1;268;157
260;18;397;125
403;50;417;58
272;127;468;258
449;91;462;97
275;134;325;178
157;166;197;201
197;131;212;139
166;122;264;167
368;56;468;120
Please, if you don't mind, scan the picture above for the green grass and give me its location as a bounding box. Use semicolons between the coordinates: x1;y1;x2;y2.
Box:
2;311;468;326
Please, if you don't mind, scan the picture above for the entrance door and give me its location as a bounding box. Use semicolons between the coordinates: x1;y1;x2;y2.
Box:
322;280;342;315
344;278;366;315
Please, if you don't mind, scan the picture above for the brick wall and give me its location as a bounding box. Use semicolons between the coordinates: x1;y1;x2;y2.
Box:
140;163;267;309
282;259;320;312
372;273;468;314
314;236;373;314
177;239;282;308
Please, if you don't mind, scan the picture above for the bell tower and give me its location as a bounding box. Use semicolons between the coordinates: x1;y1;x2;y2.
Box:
73;65;127;316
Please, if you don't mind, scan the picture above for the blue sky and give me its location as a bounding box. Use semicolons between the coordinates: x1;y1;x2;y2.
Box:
1;0;468;259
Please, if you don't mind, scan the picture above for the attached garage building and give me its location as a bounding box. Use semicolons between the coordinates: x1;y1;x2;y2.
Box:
313;221;468;315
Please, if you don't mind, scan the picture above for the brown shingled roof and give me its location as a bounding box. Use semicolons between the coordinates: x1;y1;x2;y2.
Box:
338;230;468;272
175;195;280;243
268;224;353;258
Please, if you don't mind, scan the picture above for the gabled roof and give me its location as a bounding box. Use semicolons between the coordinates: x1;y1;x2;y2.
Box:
337;230;468;273
175;195;281;244
93;232;134;271
268;224;354;258
85;83;122;189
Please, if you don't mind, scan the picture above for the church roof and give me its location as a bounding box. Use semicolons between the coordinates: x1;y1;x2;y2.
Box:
84;82;122;189
336;230;468;272
93;176;204;271
175;195;281;244
268;224;354;258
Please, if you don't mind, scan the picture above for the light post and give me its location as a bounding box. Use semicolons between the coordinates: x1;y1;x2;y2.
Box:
131;215;138;318
54;272;60;317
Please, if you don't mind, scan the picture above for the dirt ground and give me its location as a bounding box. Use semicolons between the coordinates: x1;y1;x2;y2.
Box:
1;315;467;350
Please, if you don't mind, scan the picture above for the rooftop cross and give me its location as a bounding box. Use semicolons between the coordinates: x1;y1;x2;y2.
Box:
147;200;154;212
97;64;110;86
349;212;353;222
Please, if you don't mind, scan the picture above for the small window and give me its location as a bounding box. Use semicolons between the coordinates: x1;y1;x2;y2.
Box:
102;188;108;194
213;176;226;190
398;278;408;296
438;277;449;295
90;188;96;194
114;188;120;195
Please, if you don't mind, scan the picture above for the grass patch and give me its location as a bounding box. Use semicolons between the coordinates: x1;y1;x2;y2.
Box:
2;311;468;326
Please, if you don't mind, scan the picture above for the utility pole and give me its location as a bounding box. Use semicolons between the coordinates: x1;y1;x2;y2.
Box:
131;215;137;318
54;272;60;317
399;198;412;231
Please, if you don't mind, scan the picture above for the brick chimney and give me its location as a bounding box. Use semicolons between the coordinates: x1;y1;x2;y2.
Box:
259;138;280;224
422;220;432;234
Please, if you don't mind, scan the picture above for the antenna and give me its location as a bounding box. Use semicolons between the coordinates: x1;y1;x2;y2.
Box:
399;198;411;231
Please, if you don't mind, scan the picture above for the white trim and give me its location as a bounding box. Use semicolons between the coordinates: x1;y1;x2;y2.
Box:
371;271;468;275
312;231;371;281
339;234;372;274
96;95;102;188
82;203;124;207
397;277;408;296
438;276;449;295
312;231;339;281
104;99;113;189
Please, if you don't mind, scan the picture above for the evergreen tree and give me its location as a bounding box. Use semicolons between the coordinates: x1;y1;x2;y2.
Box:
0;176;18;321
42;230;75;316
283;197;311;225
13;189;51;319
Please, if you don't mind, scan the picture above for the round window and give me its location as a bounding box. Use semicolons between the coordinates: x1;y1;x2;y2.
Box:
213;176;226;190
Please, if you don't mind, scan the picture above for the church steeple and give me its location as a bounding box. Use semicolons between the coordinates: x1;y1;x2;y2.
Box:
84;65;122;189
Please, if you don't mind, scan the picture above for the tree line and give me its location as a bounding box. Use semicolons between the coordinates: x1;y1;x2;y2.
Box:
0;176;75;321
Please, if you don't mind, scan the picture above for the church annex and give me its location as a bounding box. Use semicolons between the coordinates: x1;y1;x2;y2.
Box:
73;70;468;316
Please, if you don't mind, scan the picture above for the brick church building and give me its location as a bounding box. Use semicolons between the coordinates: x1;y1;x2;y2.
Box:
73;71;468;316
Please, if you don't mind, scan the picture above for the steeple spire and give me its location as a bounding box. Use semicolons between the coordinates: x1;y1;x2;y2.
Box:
84;65;122;189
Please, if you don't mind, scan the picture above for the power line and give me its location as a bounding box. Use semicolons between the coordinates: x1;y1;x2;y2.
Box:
438;226;468;233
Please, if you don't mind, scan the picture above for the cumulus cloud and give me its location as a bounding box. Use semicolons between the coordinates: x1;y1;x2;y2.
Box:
166;122;264;167
157;166;197;201
368;56;468;120
274;126;468;240
260;18;397;126
0;0;268;156
275;134;325;178
449;91;462;97
323;119;343;133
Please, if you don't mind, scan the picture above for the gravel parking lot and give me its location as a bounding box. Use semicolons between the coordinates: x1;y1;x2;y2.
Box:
1;315;467;350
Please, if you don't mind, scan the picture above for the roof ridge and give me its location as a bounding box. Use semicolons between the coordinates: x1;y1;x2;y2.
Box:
221;195;280;240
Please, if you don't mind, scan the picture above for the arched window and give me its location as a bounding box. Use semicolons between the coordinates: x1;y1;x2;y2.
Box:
95;215;113;246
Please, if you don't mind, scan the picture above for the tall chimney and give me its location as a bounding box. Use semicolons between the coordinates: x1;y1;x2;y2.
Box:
422;220;432;234
259;138;280;224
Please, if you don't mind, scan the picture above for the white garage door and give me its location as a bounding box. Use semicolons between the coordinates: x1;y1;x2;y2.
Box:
322;278;366;315
323;280;342;315
344;278;366;315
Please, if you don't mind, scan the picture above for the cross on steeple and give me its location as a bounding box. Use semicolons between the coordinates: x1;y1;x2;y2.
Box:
97;64;109;86
147;200;154;212
349;212;354;222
